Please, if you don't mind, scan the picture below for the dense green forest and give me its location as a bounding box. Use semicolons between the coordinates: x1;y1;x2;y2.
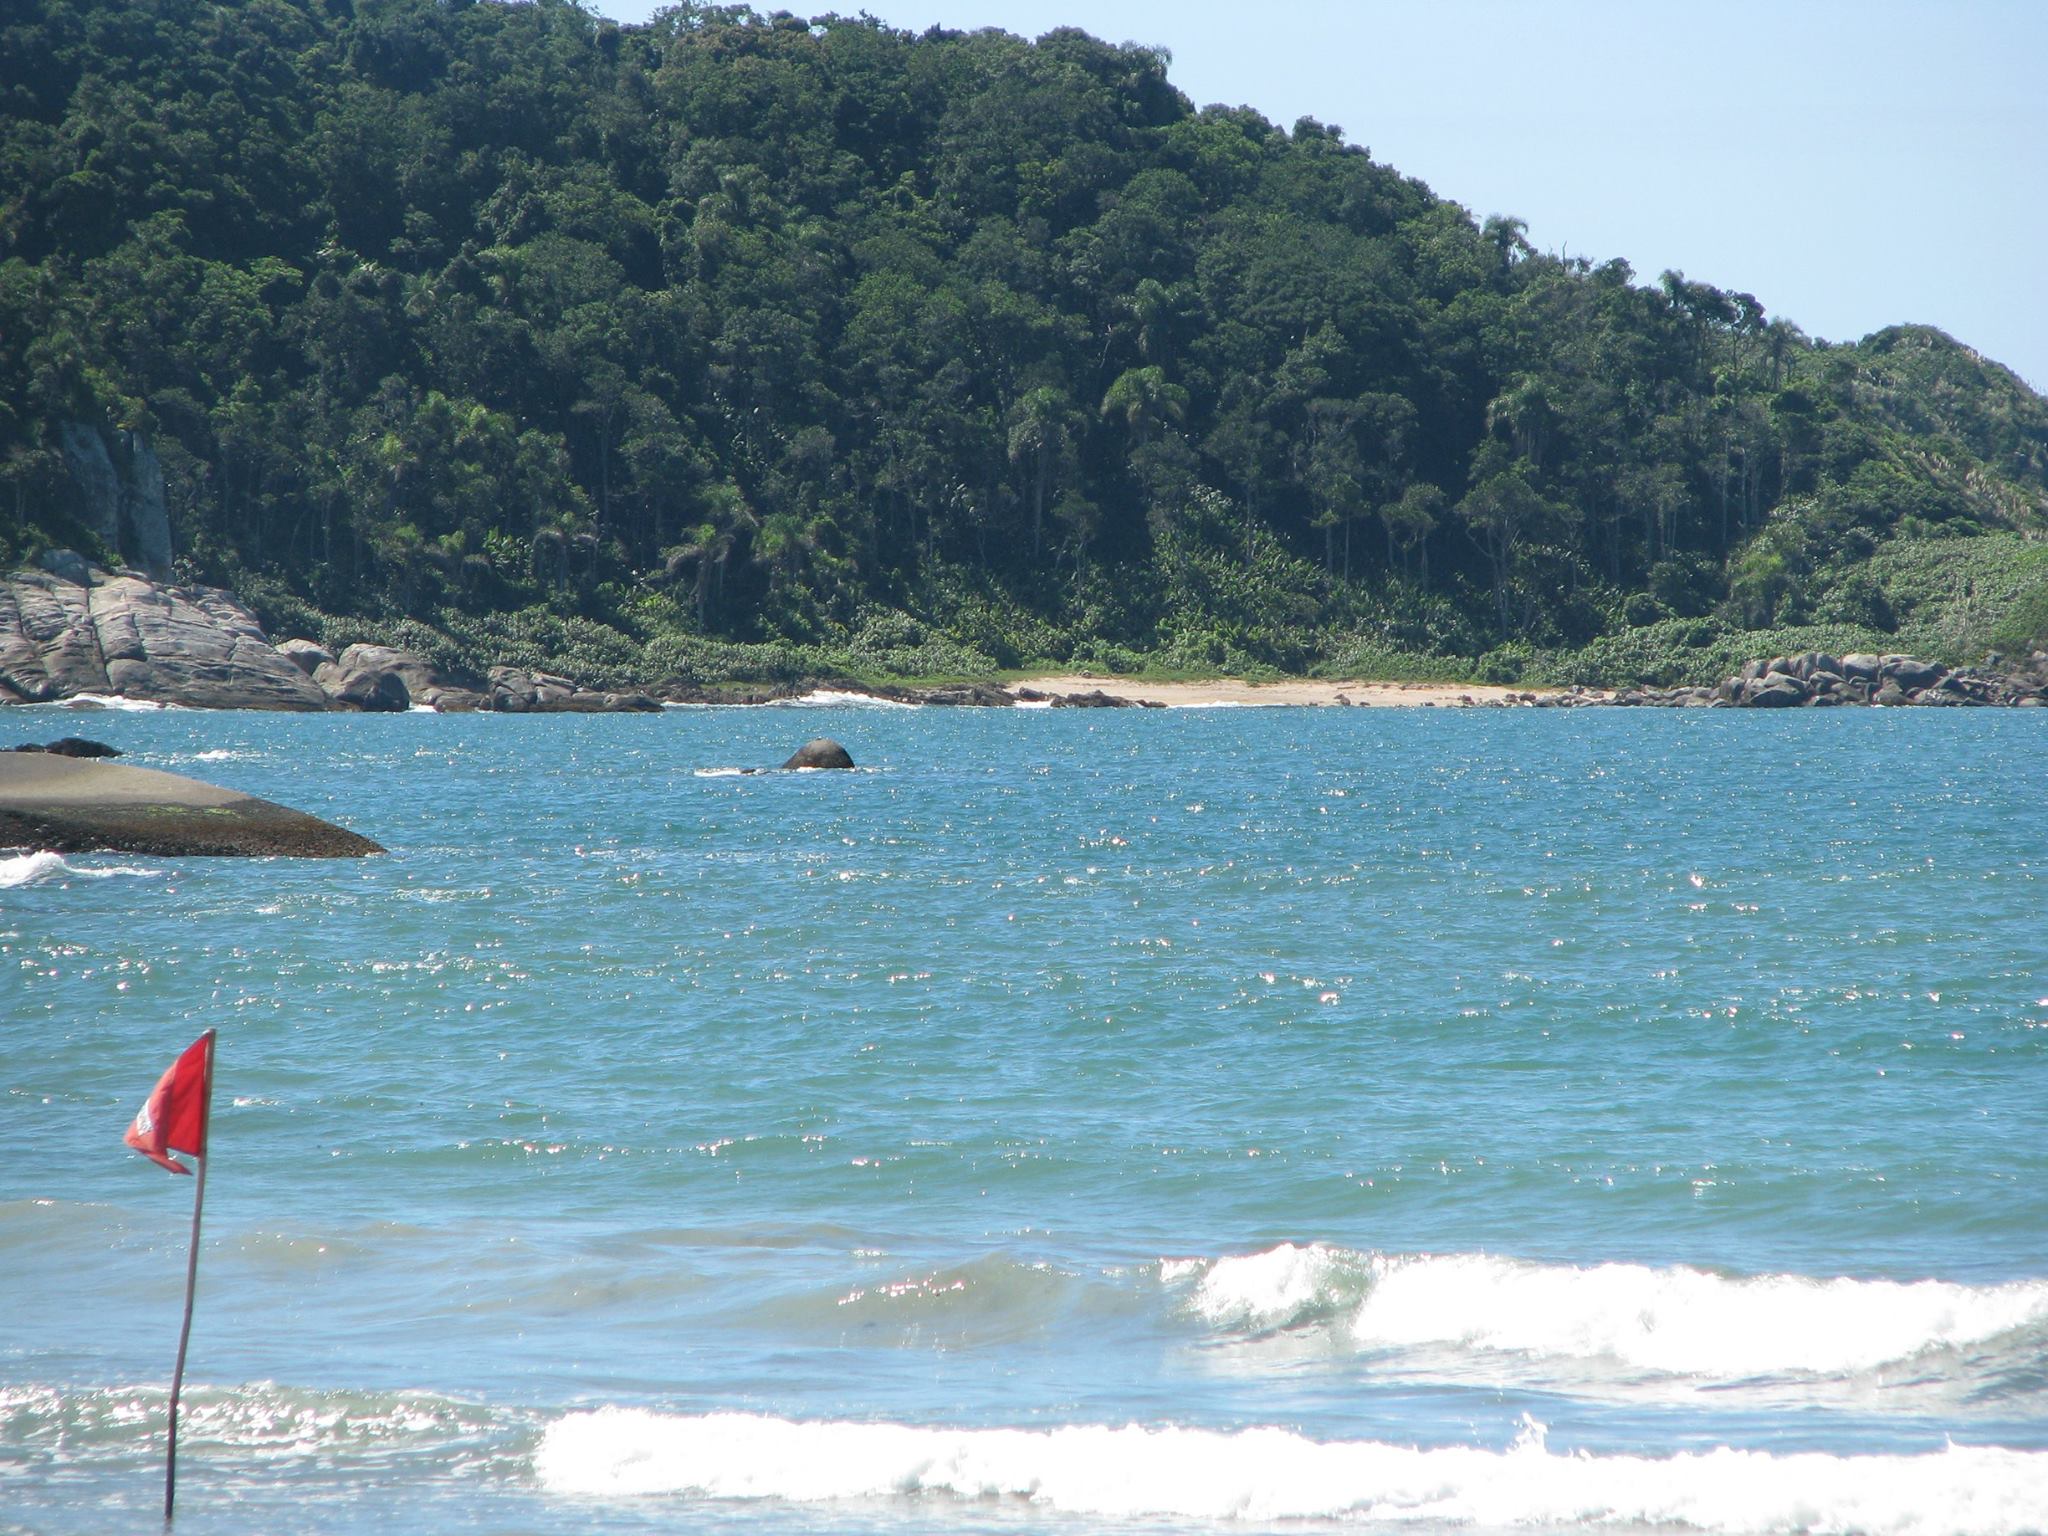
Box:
4;0;2046;685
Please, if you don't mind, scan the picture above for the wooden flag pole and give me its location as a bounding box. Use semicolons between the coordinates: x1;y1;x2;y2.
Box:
163;1031;215;1523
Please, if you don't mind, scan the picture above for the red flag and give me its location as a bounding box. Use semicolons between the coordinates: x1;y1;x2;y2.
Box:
124;1031;214;1175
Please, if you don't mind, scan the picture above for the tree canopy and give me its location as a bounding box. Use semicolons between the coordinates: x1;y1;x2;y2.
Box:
5;0;2046;682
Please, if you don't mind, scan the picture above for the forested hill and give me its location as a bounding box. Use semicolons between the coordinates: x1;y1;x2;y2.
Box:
5;0;2047;686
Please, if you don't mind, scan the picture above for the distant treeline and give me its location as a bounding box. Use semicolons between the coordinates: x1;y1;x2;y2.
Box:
4;0;2046;682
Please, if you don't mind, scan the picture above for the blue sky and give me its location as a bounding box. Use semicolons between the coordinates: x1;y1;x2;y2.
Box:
590;1;2048;392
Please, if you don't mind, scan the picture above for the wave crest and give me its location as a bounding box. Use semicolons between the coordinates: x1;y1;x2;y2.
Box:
1169;1245;2048;1377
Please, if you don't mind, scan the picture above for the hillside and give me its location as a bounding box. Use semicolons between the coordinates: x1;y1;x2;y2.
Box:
4;0;2046;686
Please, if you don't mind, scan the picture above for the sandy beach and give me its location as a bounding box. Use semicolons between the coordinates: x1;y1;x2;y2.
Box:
1011;675;1558;707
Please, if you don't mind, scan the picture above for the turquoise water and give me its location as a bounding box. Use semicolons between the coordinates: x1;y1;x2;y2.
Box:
4;704;2046;1534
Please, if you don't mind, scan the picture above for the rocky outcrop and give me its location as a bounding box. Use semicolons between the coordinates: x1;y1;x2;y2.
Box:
912;682;1017;706
0;754;382;857
1045;687;1166;708
1;559;674;712
781;737;855;769
1;559;331;710
303;643;427;711
487;665;661;713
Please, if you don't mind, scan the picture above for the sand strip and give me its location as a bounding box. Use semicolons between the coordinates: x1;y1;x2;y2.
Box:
1010;676;1559;707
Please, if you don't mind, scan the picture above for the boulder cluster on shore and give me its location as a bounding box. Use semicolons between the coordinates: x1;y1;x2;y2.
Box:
1515;649;2048;709
5;556;2046;713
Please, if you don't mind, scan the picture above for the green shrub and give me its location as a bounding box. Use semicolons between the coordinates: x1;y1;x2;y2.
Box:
1473;641;1535;684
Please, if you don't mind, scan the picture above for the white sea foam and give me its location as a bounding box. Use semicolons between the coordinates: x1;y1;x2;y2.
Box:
776;690;918;708
535;1409;2048;1532
25;692;174;711
1173;1244;2048;1377
0;851;166;888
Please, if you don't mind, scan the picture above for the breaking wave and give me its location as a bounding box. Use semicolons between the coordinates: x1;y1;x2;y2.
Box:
0;850;166;888
1167;1244;2048;1378
535;1408;2048;1531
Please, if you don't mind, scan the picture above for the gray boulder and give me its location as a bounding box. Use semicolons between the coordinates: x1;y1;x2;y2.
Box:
1745;674;1807;708
276;638;335;676
781;738;855;770
1883;656;1945;691
322;665;410;712
313;643;502;712
315;644;420;711
36;547;94;586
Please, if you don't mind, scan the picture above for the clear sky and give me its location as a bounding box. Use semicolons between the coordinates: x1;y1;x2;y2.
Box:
590;0;2048;392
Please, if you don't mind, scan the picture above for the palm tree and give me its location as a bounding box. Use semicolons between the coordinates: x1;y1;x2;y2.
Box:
1100;366;1187;448
1007;386;1078;561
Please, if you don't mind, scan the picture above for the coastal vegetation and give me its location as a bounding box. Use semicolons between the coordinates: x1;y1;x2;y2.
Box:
3;0;2045;687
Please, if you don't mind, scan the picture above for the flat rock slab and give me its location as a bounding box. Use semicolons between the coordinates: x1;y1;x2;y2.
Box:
0;755;383;858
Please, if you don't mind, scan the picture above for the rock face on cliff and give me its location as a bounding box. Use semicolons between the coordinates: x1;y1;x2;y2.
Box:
0;754;383;857
56;421;175;580
0;559;331;710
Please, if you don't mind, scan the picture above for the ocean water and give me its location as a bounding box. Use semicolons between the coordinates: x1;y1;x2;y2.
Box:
3;703;2046;1535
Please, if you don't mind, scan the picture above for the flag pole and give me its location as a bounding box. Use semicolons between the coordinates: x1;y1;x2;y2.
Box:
163;1029;215;1523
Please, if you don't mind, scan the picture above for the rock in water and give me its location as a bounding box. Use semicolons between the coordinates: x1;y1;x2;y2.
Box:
0;754;382;857
781;738;855;770
8;738;121;758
